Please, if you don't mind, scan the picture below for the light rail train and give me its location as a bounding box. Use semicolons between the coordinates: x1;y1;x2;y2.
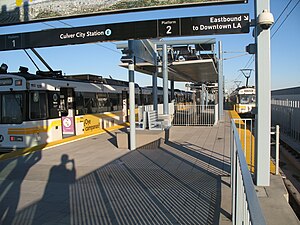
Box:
230;86;256;116
0;66;191;152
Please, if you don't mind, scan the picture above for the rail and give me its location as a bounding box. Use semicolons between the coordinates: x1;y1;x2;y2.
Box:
230;119;266;225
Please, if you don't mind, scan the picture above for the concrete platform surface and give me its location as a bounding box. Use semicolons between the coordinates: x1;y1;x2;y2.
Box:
257;174;300;225
0;111;299;225
0;121;232;225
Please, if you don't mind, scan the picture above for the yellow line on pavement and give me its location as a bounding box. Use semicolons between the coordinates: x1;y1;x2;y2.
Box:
0;123;129;161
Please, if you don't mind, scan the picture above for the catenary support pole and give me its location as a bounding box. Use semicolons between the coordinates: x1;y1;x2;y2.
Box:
254;0;271;186
218;41;224;121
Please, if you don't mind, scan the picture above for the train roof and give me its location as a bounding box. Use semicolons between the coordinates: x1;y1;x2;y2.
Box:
0;72;49;80
0;70;140;88
104;78;139;88
235;86;255;91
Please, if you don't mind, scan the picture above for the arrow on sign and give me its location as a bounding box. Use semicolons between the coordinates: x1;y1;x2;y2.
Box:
244;15;249;21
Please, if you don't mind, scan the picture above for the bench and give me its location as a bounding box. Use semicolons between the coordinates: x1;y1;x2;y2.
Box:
147;110;165;130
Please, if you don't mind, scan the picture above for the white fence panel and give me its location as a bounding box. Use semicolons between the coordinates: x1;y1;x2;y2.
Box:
271;99;300;143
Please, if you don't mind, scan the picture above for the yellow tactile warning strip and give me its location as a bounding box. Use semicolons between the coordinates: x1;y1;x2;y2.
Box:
228;110;276;174
0;123;129;161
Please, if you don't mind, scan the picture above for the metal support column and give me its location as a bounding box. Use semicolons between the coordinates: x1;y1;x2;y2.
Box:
128;40;136;150
254;0;271;186
153;70;158;111
218;41;224;121
162;44;169;115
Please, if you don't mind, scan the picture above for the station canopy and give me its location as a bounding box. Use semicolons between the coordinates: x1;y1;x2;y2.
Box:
117;39;218;83
0;0;247;26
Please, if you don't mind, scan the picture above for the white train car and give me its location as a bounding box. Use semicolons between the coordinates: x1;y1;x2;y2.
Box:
0;70;132;152
230;86;256;115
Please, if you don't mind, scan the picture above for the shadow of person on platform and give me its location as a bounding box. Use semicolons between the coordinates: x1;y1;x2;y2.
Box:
0;151;41;225
31;154;76;225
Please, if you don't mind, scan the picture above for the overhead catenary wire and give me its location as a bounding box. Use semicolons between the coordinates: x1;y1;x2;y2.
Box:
271;0;300;39
23;49;41;71
232;0;299;83
271;0;294;31
237;0;300;75
223;53;248;61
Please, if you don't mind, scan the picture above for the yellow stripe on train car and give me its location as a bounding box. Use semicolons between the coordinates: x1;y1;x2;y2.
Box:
8;119;62;135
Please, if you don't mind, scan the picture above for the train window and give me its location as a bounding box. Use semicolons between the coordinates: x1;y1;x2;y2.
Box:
0;93;24;124
95;93;108;113
48;92;60;118
239;94;256;104
108;93;122;111
30;91;48;120
75;92;85;115
83;92;97;113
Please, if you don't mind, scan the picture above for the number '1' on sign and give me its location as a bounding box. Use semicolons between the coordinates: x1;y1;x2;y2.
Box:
6;34;22;49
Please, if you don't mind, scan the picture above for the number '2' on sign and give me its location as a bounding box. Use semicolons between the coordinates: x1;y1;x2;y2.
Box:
159;19;180;37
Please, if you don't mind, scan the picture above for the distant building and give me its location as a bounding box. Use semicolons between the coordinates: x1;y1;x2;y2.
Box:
271;86;300;101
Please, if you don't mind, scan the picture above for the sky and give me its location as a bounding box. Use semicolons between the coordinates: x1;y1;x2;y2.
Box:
0;0;299;93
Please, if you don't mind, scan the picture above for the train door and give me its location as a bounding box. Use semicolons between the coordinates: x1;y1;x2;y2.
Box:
60;88;75;138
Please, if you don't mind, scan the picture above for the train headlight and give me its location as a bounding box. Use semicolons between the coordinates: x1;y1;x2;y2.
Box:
15;79;22;86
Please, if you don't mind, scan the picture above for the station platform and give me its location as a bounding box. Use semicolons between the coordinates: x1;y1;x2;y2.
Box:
0;112;299;225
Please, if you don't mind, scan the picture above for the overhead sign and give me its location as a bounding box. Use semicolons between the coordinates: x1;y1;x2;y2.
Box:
0;0;247;26
0;13;249;51
181;14;250;35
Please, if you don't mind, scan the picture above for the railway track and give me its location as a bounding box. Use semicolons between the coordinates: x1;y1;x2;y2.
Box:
271;138;300;219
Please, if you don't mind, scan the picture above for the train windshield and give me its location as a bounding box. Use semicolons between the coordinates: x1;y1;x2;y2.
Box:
239;94;256;104
0;93;24;124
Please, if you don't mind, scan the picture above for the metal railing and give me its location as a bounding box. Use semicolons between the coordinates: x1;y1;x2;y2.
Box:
233;118;254;172
233;118;281;175
173;104;217;126
230;119;266;225
271;125;280;175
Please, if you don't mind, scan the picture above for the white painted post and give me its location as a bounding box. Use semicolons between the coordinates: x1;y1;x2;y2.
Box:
128;40;136;150
276;125;280;175
254;0;271;186
218;41;224;121
162;44;169;115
